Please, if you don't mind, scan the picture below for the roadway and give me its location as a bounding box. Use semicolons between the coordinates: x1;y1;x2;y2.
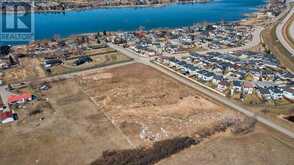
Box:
0;86;10;111
108;43;294;139
290;16;294;42
199;26;264;54
0;61;136;112
23;60;136;84
276;5;294;56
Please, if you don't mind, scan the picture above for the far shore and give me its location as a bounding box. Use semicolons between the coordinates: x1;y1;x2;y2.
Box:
0;0;270;46
0;1;211;14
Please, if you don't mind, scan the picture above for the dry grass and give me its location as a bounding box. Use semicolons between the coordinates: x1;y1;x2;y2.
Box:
157;125;294;165
261;25;294;71
1;64;292;165
0;80;131;165
0;63;240;165
78;63;242;146
3;57;46;84
49;52;131;76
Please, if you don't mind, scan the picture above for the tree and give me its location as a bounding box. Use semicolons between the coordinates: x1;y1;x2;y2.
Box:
9;55;16;65
0;45;10;56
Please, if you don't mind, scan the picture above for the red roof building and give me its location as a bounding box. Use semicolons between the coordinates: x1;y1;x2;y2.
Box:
0;111;13;121
8;92;32;105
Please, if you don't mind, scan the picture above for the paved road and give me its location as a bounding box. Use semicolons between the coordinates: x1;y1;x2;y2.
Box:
290;16;294;42
0;61;135;112
108;43;294;139
276;6;294;56
0;85;12;111
199;26;264;54
23;61;136;84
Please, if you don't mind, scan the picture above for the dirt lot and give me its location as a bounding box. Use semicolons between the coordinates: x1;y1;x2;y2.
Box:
157;125;294;165
3;57;46;84
0;63;293;165
77;63;242;146
0;80;131;165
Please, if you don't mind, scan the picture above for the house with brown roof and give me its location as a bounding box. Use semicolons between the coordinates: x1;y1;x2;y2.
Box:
243;81;256;95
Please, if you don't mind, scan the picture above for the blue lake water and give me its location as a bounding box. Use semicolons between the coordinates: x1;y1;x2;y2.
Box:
1;0;266;45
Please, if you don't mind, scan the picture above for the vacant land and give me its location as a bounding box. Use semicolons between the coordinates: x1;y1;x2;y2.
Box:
157;125;294;165
78;63;241;146
3;57;46;84
2;48;131;84
0;63;293;165
0;79;131;165
49;52;131;76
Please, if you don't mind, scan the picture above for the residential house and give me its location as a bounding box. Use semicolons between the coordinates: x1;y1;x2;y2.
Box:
197;70;214;82
8;92;32;106
217;80;229;92
0;111;15;124
269;87;284;100
243;81;256;95
283;87;294;101
257;87;271;101
212;75;224;85
232;80;242;92
202;72;214;82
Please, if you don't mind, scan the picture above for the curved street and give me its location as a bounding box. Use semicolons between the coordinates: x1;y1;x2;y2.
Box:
199;26;264;54
276;5;294;56
290;17;294;41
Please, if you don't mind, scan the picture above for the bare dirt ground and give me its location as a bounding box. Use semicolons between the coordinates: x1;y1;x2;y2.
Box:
77;63;241;146
0;63;293;165
157;125;294;165
0;80;131;165
3;57;46;84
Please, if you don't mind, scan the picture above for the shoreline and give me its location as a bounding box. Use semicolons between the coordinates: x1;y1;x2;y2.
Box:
0;0;271;46
0;1;210;14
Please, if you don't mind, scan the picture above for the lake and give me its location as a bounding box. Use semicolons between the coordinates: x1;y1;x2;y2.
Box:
1;0;266;44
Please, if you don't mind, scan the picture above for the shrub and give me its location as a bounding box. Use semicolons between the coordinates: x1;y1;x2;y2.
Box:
90;137;197;165
231;117;257;135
